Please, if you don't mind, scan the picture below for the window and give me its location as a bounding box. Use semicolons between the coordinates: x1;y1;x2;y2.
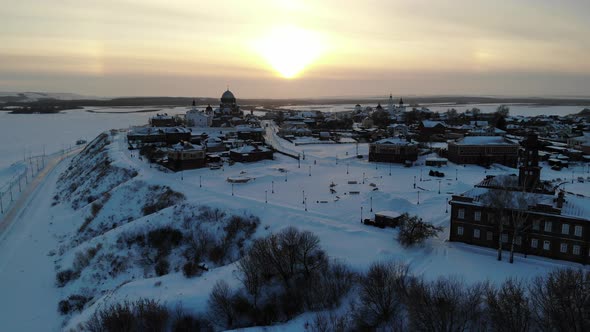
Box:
501;234;508;243
457;226;464;236
532;220;540;231
560;243;568;253
474;211;481;221
573;245;581;255
488;213;495;224
543;240;551;250
544;221;552;232
486;231;493;241
575;226;583;237
474;229;480;239
515;236;522;245
531;238;538;248
458;209;465;220
562;224;570;235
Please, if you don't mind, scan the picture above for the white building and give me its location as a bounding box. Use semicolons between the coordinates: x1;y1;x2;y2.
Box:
186;101;212;127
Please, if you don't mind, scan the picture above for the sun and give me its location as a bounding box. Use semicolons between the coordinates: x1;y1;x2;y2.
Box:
254;25;324;79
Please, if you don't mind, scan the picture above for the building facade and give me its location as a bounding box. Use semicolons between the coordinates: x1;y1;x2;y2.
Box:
447;136;519;167
368;138;418;163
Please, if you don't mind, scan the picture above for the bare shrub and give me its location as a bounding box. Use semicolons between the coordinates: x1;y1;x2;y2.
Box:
406;276;486;332
486;278;531;332
154;258;170;276
355;261;409;329
58;294;92;315
56;269;79;287
397;213;442;247
84;299;168;332
197;206;226;223
208;280;236;329
529;268;590;331
142;186;185;216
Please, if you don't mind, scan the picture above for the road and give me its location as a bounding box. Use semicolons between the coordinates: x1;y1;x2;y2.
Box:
0;148;82;239
0;147;81;331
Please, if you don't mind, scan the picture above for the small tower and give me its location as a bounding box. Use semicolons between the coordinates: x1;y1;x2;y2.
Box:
398;97;404;107
191;99;197;111
388;94;395;113
519;132;541;191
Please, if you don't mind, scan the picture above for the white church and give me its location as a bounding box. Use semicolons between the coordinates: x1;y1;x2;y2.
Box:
185;100;213;127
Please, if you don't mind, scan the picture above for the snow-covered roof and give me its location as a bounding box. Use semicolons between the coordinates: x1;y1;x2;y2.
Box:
456;187;590;221
170;142;203;151
373;138;416;146
375;211;401;218
422;120;447;128
452;136;515;146
230;145;271;154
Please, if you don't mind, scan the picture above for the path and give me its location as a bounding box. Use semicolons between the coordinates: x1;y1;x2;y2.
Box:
0;148;81;331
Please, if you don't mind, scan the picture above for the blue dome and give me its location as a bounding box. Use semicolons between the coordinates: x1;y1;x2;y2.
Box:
221;90;236;103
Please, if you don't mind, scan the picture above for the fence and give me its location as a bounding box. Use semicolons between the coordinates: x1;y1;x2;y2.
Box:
0;146;78;217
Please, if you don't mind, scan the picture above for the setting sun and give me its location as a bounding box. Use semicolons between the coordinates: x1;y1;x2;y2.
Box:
253;25;325;79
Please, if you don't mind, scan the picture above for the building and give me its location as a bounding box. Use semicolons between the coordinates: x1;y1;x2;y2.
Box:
447;136;519;167
127;127;191;146
150;114;177;127
167;141;205;170
186;100;212;127
368;138;418;163
449;133;590;264
229;144;273;162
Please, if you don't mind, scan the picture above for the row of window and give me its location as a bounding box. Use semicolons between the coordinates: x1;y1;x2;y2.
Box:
456;209;583;237
457;226;585;256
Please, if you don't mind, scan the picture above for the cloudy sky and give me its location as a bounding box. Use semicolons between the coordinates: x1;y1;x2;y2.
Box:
1;0;590;98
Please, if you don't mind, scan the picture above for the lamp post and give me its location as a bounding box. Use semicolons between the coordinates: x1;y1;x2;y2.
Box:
420;168;423;182
413;176;416;189
455;169;458;181
417;191;420;205
272;180;274;193
445;197;448;213
232;183;234;196
572;170;575;184
199;176;202;188
361;206;363;223
336;155;338;165
389;163;391;176
362;172;365;184
302;190;305;204
370;196;373;212
347;163;349;175
298;154;301;168
438;180;441;194
304;197;308;211
265;190;268;203
309;165;311;177
285;173;288;182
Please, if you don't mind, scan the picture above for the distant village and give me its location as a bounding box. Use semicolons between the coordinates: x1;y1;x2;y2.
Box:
127;89;590;172
124;89;590;265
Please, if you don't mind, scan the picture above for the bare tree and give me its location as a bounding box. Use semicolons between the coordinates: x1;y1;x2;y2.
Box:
486;278;531;332
208;280;236;329
482;188;512;261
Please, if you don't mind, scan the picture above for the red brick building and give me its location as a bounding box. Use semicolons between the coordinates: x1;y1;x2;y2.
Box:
447;136;519;167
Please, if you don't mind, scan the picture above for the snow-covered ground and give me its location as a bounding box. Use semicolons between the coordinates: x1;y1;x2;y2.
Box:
0;124;588;331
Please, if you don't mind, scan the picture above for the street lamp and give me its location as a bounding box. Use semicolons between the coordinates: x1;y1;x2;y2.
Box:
232;183;234;196
420;168;423;182
370;196;373;212
265;190;268;203
199;176;202;188
298;154;301;168
302;190;305;204
445;197;448;213
360;206;363;223
417;191;420;205
389;163;391;176
304;197;308;211
272;180;274;193
285;173;288;182
455;169;458;181
347;163;349;175
413;176;416;189
309;165;312;177
362;172;365;184
438;180;441;194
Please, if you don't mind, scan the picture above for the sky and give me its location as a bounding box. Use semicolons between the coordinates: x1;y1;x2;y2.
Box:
1;0;590;99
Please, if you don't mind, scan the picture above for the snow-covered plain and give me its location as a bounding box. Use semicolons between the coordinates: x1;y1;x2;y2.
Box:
1;125;588;331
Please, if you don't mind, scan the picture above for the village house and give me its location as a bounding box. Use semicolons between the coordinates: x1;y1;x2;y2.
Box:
368;137;418;163
229;144;273;162
150;114;177;127
167;141;205;170
447;136;519;167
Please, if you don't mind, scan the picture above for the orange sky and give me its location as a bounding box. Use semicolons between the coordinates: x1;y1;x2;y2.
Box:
1;0;590;98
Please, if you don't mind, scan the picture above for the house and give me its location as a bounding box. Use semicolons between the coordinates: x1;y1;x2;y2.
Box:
127;127;191;146
186;101;212;127
425;157;448;167
167;141;205;170
235;125;264;142
150;114;177;127
447;136;519;167
229;144;273;162
419;120;447;141
449;133;590;264
368;138;418;163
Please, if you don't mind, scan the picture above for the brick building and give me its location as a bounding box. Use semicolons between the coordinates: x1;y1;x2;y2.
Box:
368;138;418;163
447;136;519;167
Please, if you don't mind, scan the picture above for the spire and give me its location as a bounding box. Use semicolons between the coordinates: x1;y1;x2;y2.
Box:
390;94;393;99
192;99;195;106
399;97;404;106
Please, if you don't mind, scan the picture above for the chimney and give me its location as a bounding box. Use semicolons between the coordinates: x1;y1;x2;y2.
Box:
556;190;565;208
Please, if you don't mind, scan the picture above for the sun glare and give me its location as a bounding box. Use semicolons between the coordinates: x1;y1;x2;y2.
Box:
254;25;324;79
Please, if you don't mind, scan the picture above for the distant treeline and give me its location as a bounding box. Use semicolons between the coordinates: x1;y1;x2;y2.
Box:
2;96;590;114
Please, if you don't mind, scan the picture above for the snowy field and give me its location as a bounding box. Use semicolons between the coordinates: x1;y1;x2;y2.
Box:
0;106;190;171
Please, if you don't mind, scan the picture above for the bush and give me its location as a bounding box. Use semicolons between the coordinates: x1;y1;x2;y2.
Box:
142;186;185;216
84;299;169;332
58;294;91;315
208;280;236;329
172;314;213;332
155;258;170;276
182;261;202;278
397;213;442;247
56;269;79;287
147;227;183;255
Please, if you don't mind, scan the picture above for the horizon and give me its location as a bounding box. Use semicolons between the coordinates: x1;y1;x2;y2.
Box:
2;1;590;98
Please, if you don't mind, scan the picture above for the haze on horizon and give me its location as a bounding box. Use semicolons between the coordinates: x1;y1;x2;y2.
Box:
2;0;590;99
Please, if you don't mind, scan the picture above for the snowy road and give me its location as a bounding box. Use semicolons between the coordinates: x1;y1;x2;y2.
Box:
0;149;81;331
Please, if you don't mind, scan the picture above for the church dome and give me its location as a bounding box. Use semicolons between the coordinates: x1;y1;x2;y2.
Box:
221;89;236;104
